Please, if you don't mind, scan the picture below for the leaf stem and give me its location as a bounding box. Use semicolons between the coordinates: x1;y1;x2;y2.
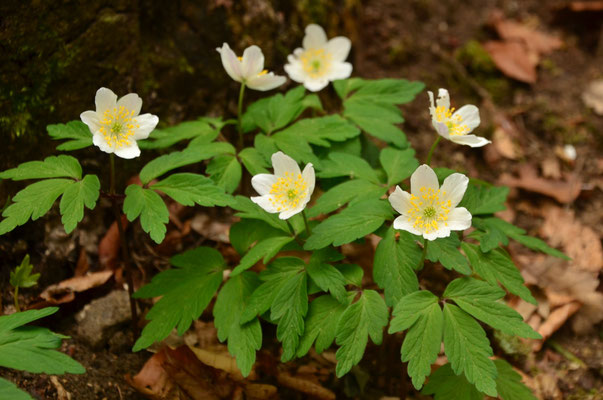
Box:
286;219;304;247
417;240;429;270
237;83;246;151
13;285;20;312
302;210;312;236
426;136;441;166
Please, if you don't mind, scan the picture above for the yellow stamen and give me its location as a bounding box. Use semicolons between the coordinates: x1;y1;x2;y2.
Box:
300;48;332;78
435;105;469;136
99;105;137;149
406;186;451;234
268;171;308;211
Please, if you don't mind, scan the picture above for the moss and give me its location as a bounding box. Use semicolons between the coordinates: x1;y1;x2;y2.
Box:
455;39;496;73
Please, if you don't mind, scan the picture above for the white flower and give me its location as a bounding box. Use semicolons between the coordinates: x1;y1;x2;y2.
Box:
428;88;490;148
216;43;286;91
251;152;315;220
389;164;472;241
284;24;352;92
80;88;158;159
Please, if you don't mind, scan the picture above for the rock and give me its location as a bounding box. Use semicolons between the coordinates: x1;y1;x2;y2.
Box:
75;290;131;348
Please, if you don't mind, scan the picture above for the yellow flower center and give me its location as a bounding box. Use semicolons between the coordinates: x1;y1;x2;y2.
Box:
407;186;452;234
435;105;469;136
269;172;308;212
99;106;139;148
300;48;332;78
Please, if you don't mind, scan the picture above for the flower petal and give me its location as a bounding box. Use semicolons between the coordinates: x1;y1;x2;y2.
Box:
251;173;278;196
117;93;143;116
95;87;117;113
392;216;422;236
80;110;100;133
428;91;436;117
449;134;491;148
279;206;304;220
423;228;451;241
303;24;328;49
271;151;301;177
440;173;469;208
246;72;286;91
114;143;141;159
302;163;316;202
284;59;306;83
327;62;352;81
435;88;450;110
251;195;279;214
133;113;159;140
303;77;330;92
410;164;439;195
453;105;480;132
92;131;112;154
326;36;351;62
446;207;472;231
217;43;243;82
388;186;412;215
241;45;264;79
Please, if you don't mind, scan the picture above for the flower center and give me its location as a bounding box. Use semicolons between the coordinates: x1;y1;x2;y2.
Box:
99;106;139;148
300;48;332;78
435;105;469;136
269;172;308;212
407;186;452;234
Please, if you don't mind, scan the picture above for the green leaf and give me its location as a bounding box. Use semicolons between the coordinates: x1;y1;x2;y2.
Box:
47;121;93;151
0;377;33;400
10;255;39;289
0;179;72;235
494;359;538;400
253;133;279;160
230;196;289;233
139;120;218;149
421;363;483;400
272;115;360;147
139;143;235;184
337;263;364;286
460;185;509;215
443;303;497;397
150;173;231;207
0;308;85;374
123;185;169;244
206;155;242;194
239;147;269;175
444;278;541;339
229;219;284;255
0;155;82;180
373;228;421;306
335;290;388;377
305;199;393;250
270;131;319;167
462;243;537;305
132;247;225;351
214;272;262;377
379;147;419;187
510;234;568;259
426;235;471;275
59;175;100;234
297;295;349;357
389;290;442;389
242;86;309;134
231;236;295;276
308;178;387;218
306;253;348;303
317;152;380;183
333;78;365;99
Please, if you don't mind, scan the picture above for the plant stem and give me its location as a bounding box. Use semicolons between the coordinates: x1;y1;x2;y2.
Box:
286;220;304;247
237;83;246;151
417;240;429;270
109;154;139;333
14;286;20;312
426;136;441;166
302;210;312;236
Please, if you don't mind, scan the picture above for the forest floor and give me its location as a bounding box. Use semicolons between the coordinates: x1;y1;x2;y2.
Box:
1;0;602;399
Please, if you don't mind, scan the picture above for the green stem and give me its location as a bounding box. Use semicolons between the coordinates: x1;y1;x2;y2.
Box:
417;240;429;270
286;220;304;246
302;210;312;236
14;286;20;312
237;83;246;151
548;339;587;368
426;136;442;166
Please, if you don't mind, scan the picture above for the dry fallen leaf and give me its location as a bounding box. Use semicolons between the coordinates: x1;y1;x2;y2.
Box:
276;372;336;400
569;1;603;11
483;40;538;83
39;270;113;304
582;79;603;115
534;302;581;351
493;127;522;159
541;157;562;179
491;12;563;55
98;215;128;270
188;345;251;381
499;164;582;203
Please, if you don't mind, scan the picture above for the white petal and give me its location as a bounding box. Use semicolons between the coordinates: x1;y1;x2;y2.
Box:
133;113;159;140
251;174;277;196
302;163;316;201
80;110;100;133
423;228;451;241
279;206;304;220
95;87;117;113
434;121;451;138
92;131;113;154
241;45;264;79
428;91;436;117
303;77;330;92
326;37;351;62
388;186;412;215
453;105;480;132
436;88;450;110
449;134;491;148
327;62;353;81
114;143;141;159
303;24;328;49
392;216;422;236
410;164;439;195
271;151;301;176
217;43;243;82
284;59;306;83
440;173;469;208
117;93;142;116
246;72;286;91
446;207;472;231
251;195;279;214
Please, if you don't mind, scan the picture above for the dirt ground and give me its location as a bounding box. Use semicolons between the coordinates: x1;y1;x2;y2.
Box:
1;0;602;399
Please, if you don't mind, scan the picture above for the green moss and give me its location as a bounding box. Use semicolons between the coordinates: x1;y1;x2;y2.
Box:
455;40;496;73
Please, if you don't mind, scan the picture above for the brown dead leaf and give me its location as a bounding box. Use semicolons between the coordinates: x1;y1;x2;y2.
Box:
541;157;562;179
188;345;252;381
534;302;581;351
582;79;603;115
569;1;603;11
39;270;113;304
277;372;336;400
98;215;128;270
74;248;90;277
190;213;231;243
499;164;582;203
491;12;563;55
483;41;538;83
50;376;72;400
244;384;278;400
493;127;522;159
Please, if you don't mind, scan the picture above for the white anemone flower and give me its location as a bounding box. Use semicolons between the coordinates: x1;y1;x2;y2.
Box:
428;88;490;148
216;43;286;91
389;164;472;241
251;152;315;220
284;24;352;92
80;88;158;159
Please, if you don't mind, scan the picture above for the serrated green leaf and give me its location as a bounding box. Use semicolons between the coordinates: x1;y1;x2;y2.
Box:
0;179;72;235
123;185;169;244
229;219;284;256
305;199;393;250
462;243;536;305
150;173;231;207
510;234;568;259
308;178;387;218
206;155;242;194
337;263;364;286
214;272;262;377
374;228;420;306
271;132;319;167
443;303;497;397
389;290;442;389
333;78;365;99
133;247;225;351
421;363;483;400
335;290;388;377
47;121;93;151
230;196;289;233
139;120;218;149
272;115;360;147
10;255;39;289
0;155;82;181
0;377;33;400
379;147;419;187
231;236;295;276
253;134;279;160
460;185;509;215
59;175;100;234
317;152;380;183
242;86;308;134
297;295;349;357
494;359;538;400
426;235;471;275
306;254;348;303
239;147;269;175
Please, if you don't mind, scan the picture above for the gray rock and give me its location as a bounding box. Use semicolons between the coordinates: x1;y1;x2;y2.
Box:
75;290;131;348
